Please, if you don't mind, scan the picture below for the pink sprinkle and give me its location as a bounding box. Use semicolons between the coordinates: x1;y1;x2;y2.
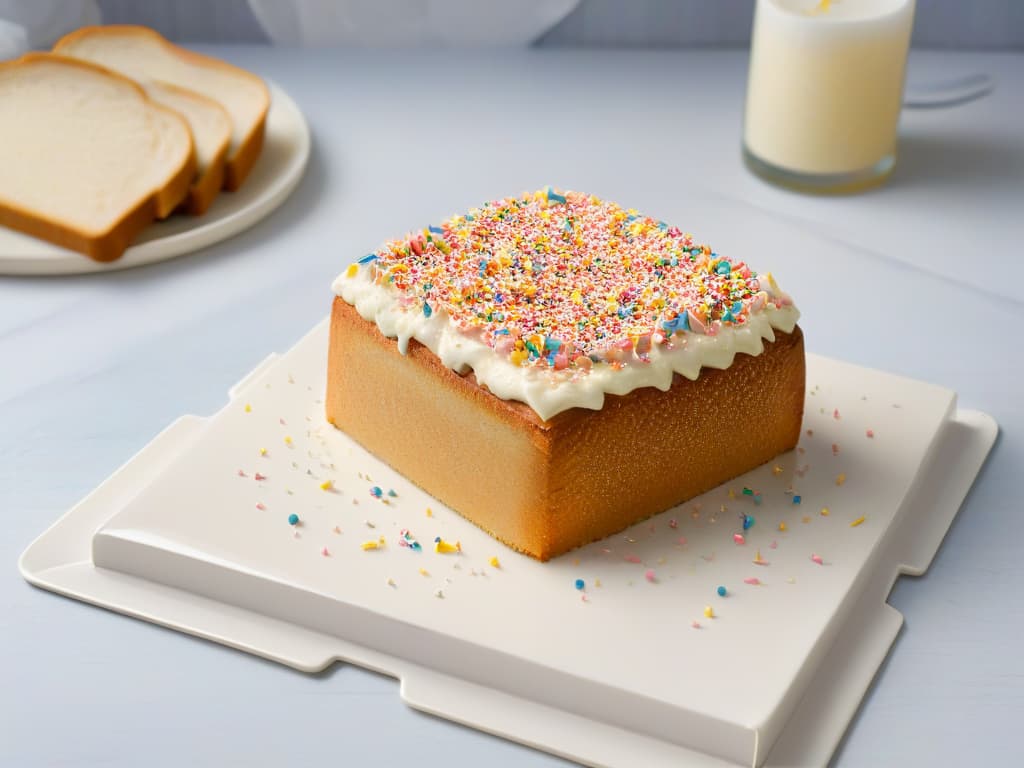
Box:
255;502;265;511
254;472;267;482
625;554;642;564
743;577;761;585
691;620;701;629
833;408;841;420
811;554;824;565
769;540;778;549
668;518;678;529
733;533;746;545
237;469;247;477
321;547;330;557
832;443;840;456
677;536;688;546
866;429;875;438
279;418;286;425
644;569;656;583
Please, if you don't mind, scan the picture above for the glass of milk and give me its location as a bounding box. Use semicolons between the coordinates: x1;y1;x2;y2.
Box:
743;0;916;193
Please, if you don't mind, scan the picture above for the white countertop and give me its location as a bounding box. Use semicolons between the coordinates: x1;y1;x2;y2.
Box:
2;47;1020;767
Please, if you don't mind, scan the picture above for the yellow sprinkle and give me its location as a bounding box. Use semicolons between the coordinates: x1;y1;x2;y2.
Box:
489;556;500;568
361;536;385;551
703;605;715;619
244;403;252;413
259;447;268;456
345;263;358;278
778;521;788;532
434;537;461;554
836;473;847;486
850;516;866;527
728;488;736;499
284;436;293;445
594;579;602;588
820;507;830;517
802;516;811;524
573;558;580;567
320;480;333;491
386;577;395;587
425;507;433;518
419;568;430;577
772;465;783;476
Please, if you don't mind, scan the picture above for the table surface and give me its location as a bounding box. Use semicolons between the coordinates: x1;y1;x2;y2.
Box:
2;47;1020;768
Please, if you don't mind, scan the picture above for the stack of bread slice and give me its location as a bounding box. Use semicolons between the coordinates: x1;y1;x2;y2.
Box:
0;26;270;263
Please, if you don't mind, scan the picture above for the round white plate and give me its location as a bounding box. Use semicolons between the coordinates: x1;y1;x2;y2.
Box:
0;81;310;276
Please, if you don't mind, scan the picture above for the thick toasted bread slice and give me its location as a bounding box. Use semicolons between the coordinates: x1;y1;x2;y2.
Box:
145;81;230;215
0;53;196;262
55;25;270;191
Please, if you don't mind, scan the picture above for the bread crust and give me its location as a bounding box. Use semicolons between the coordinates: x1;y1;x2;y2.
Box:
0;53;196;263
327;296;806;560
54;25;270;192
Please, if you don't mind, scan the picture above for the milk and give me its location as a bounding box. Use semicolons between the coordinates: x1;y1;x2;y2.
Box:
743;0;916;186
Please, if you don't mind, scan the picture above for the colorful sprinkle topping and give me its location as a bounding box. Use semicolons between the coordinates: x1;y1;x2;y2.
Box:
353;187;789;369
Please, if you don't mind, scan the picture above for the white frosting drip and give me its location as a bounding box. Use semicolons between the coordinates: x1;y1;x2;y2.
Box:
333;268;800;421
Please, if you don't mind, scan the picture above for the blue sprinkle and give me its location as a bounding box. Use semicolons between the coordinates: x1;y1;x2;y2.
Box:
370;486;383;498
658;221;669;230
722;309;735;324
387;489;397;497
428;225;444;234
715;260;732;276
680;311;691;332
422;302;432;318
495;328;510;335
357;254;378;264
546;187;567;204
544;337;561;352
793;495;802;505
754;493;763;506
287;513;299;526
574;578;585;591
732;300;744;315
466;214;474;221
717;586;728;597
743;514;755;530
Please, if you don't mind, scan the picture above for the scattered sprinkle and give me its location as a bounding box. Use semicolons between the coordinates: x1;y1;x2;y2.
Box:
398;528;421;551
625;554;642;563
733;533;746;545
692;620;702;629
259;448;268;456
811;554;824;565
717;585;728;597
753;549;769;565
866;429;875;438
370;486;383;498
850;516;866;527
778;521;787;532
434;536;461;554
254;472;267;481
833;408;841;420
284;436;293;446
772;465;783;476
361;536;385;551
821;507;830;516
836;473;846;486
742;514;755;530
244;403;251;413
743;577;761;586
287;513;300;526
434;589;444;599
332;526;341;534
832;443;840;456
645;569;657;583
320;480;334;491
703;605;715;619
489;556;501;568
792;495;802;505
425;508;433;517
321;547;330;557
668;518;678;529
255;502;265;511
387;488;397;497
574;578;585;591
386;577;396;587
419;568;430;576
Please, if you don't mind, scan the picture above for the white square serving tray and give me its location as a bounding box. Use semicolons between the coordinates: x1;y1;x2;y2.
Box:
20;320;996;767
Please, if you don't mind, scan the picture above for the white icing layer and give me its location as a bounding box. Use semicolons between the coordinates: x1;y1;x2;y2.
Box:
333;268;799;421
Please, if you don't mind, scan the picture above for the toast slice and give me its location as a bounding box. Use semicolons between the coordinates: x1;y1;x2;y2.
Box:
0;53;196;263
145;81;230;215
55;26;270;191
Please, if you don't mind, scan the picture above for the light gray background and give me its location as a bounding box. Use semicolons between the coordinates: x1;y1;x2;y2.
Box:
2;36;1022;768
93;0;1024;49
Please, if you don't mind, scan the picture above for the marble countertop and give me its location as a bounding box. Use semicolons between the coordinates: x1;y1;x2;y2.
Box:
2;47;1020;767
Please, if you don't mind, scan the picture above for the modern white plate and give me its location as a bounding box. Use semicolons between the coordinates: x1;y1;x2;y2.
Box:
0;81;310;276
20;321;996;767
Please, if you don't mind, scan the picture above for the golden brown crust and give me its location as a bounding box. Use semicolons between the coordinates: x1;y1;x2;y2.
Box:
327;296;805;560
54;25;270;194
0;53;196;262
